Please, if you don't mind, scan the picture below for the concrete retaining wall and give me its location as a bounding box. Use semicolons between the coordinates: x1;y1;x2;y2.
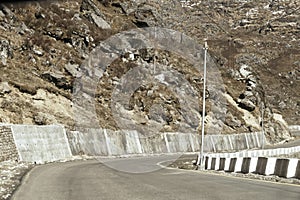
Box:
204;132;265;152
0;125;18;162
11;125;72;163
67;129;109;156
289;125;300;137
68;129;266;157
68;129;198;156
0;122;271;163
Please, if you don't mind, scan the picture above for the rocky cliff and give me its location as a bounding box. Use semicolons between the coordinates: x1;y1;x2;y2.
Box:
0;0;299;143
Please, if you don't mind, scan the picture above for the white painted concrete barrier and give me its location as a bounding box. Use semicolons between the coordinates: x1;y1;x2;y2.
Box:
208;145;300;158
205;155;300;180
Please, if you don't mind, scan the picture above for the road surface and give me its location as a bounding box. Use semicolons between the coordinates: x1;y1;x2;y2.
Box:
12;155;300;200
267;138;300;149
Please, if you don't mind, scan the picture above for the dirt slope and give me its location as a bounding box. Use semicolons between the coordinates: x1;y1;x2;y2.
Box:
0;0;299;143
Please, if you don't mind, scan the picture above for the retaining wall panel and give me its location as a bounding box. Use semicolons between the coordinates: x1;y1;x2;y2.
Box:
12;125;72;163
139;134;168;154
123;130;142;154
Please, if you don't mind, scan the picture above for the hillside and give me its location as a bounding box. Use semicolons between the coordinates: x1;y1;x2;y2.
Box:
0;0;299;143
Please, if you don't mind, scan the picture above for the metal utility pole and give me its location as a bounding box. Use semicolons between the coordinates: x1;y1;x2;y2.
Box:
198;41;208;169
261;102;265;149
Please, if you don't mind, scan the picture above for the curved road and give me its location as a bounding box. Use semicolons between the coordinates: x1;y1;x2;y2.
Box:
12;155;300;200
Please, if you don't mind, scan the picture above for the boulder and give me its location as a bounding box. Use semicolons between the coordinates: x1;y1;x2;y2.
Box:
65;63;82;78
41;71;72;90
34;112;57;125
90;13;111;29
238;99;256;112
0;82;11;95
0;39;13;66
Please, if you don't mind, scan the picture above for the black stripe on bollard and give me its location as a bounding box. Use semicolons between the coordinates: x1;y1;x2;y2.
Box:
256;157;268;175
211;158;216;170
205;156;209;170
241;157;251;174
295;160;300;179
228;158;237;172
219;158;225;171
274;159;289;178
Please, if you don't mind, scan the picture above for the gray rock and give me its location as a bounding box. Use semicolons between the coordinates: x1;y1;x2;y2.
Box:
34;112;57;125
0;5;13;17
239;64;252;78
81;0;103;17
33;46;44;56
65;63;81;78
225;112;241;128
0;39;13;66
238;99;256;112
41;71;72;90
0;82;11;95
90;13;111;29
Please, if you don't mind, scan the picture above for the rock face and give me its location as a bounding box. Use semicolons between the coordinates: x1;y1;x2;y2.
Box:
0;0;298;143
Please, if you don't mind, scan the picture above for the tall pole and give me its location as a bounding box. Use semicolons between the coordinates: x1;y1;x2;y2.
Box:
261;102;265;149
198;41;208;169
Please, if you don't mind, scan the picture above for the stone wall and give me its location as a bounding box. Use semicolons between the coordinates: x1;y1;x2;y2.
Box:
0;126;18;162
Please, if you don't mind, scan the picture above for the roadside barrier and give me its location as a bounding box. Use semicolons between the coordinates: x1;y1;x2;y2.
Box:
205;156;300;180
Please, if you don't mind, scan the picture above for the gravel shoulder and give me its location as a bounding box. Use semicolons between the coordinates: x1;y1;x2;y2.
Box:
0;161;34;200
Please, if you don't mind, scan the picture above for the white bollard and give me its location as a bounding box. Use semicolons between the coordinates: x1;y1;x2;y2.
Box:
224;158;231;171
234;157;243;172
249;157;258;173
215;157;220;170
287;159;298;178
265;158;277;175
207;157;212;170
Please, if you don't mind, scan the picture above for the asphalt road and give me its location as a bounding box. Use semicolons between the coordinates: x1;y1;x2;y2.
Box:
12;155;300;200
269;138;300;149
